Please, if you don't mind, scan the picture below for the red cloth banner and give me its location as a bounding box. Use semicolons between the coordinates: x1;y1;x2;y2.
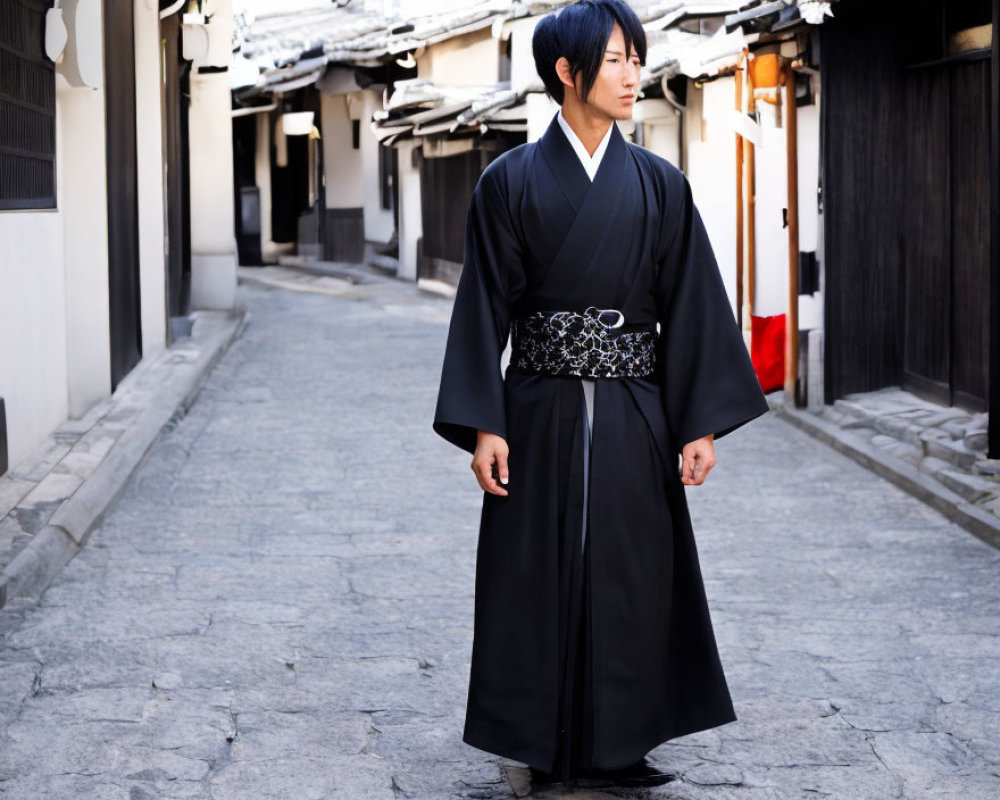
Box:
750;313;785;393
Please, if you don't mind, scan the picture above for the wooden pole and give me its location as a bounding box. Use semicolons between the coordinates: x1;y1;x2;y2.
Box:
735;53;745;330
989;0;1000;456
784;59;801;402
745;56;756;341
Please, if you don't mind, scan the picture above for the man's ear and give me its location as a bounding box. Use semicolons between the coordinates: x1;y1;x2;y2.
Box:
555;56;574;89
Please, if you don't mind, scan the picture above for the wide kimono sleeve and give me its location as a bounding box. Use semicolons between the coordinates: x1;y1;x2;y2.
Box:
654;168;769;454
432;164;523;455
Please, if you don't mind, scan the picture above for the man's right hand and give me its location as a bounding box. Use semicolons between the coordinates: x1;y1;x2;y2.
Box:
472;431;509;496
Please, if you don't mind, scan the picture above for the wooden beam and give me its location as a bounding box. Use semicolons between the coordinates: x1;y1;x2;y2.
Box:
735;53;745;330
784;59;801;402
989;0;1000;456
745;53;757;344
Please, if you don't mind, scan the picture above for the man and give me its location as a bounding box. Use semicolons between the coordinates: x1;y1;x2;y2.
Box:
433;0;769;790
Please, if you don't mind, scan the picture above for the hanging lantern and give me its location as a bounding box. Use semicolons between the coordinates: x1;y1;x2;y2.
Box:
749;53;780;106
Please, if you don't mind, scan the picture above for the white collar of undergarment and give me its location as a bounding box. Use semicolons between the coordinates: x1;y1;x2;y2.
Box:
557;107;614;182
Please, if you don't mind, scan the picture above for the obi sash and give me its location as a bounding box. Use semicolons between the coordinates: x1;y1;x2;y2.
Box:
510;306;657;379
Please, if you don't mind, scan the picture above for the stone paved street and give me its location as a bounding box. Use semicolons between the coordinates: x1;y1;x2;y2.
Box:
1;273;999;799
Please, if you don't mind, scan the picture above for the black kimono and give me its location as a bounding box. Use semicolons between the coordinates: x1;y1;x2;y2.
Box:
433;110;769;778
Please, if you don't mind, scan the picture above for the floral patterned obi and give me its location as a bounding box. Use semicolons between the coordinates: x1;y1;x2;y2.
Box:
509;306;658;379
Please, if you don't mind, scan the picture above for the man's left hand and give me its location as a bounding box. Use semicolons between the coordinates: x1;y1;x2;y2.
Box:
680;434;716;486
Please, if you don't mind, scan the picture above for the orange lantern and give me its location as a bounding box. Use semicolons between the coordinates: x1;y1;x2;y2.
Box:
749;53;780;105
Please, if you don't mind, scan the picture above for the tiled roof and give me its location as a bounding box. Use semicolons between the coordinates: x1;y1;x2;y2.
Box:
234;1;834;88
234;0;516;86
370;78;530;144
233;0;836;140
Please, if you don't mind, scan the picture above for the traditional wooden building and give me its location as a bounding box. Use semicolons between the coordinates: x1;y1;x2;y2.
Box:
818;0;997;451
0;0;238;474
231;0;999;453
632;0;999;454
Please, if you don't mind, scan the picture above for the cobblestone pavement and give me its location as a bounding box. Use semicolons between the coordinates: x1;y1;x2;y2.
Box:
0;275;998;799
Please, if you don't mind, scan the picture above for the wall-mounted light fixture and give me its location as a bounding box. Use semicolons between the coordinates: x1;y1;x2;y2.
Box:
182;20;211;62
282;111;316;136
44;1;68;62
55;0;102;88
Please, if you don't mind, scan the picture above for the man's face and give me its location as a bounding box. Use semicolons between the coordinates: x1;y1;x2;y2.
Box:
578;21;639;120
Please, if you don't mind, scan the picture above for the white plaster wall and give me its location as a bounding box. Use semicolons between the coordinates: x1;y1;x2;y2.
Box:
0;211;67;470
751;96;789;319
684;71;822;330
507;16;541;94
188;0;237;307
417;27;499;85
684;77;739;317
134;0;167;354
643;119;681;167
526;91;560;142
188;76;237;306
321;92;364;208
634;98;682;168
358;92;394;245
796;100;822;330
396;140;423;281
56;74;111;422
0;43;115;468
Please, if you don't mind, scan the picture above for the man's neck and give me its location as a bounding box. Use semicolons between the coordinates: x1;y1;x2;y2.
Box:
559;101;613;158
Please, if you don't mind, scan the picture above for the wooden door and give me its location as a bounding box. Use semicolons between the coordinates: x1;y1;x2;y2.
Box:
902;58;990;410
949;57;990;409
105;0;142;388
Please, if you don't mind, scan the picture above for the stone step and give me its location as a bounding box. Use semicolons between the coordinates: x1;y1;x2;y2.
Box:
869;433;922;466
871;415;925;446
973;459;1000;477
832;398;876;426
931;464;1000;506
920;432;980;471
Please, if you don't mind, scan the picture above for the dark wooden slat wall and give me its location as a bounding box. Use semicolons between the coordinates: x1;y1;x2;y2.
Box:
420;147;482;270
902;64;952;403
418;137;523;282
820;2;907;401
950;57;991;409
990;0;1000;456
105;0;143;388
323;208;364;262
822;0;991;410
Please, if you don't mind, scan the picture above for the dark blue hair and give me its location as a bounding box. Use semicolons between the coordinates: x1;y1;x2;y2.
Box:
531;0;647;106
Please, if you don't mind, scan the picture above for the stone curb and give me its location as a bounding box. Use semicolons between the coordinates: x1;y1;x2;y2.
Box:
0;308;248;608
768;395;1000;551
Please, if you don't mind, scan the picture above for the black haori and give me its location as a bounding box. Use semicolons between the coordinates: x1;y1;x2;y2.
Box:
433;110;769;778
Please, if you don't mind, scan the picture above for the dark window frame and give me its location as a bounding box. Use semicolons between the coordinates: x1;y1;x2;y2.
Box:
0;0;57;210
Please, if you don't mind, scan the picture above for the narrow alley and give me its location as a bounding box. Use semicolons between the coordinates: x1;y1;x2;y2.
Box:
0;274;998;799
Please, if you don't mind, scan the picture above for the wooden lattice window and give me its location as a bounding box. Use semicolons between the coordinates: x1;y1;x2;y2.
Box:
0;0;56;210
